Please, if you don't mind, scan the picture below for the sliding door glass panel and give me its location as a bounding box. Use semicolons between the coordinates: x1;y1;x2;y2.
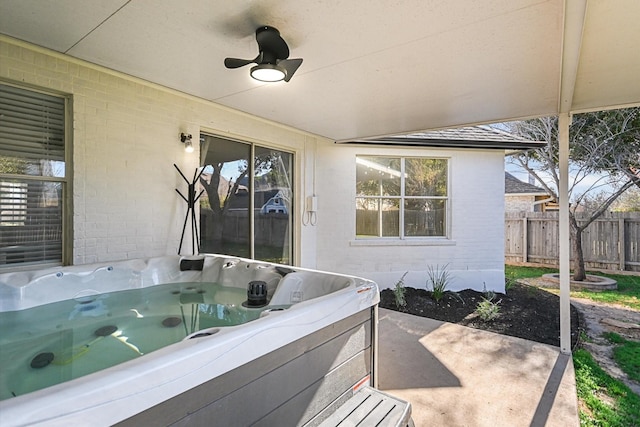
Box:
199;135;251;258
254;147;292;264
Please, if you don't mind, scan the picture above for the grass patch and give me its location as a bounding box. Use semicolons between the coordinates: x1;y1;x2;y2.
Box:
571;274;640;311
574;348;640;426
505;264;558;281
505;265;640;310
603;332;640;383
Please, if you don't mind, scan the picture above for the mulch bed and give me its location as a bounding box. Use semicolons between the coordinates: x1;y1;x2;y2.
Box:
379;282;581;348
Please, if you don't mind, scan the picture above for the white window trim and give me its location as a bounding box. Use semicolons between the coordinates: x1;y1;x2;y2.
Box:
0;81;72;270
349;238;456;247
355;155;452;242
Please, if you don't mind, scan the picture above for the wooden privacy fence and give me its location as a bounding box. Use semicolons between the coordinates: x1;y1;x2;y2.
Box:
505;212;640;272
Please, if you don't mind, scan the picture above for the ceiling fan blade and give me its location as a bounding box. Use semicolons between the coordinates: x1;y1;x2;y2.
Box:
279;58;303;82
256;26;289;60
224;57;255;69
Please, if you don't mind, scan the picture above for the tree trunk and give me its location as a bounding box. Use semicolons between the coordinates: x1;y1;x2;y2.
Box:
200;172;225;251
570;222;587;281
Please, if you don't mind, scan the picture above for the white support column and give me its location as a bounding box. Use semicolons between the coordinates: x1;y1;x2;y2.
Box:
559;113;571;354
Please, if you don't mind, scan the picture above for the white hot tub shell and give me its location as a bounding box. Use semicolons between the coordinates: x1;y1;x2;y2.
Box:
0;255;380;426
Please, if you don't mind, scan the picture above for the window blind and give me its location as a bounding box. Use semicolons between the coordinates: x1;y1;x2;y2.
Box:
0;84;66;268
0;84;65;163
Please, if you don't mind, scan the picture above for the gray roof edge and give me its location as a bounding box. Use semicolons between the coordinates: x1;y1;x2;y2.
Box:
505;172;548;194
337;126;546;150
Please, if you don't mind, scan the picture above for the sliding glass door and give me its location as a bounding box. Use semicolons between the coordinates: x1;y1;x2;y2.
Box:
199;134;293;265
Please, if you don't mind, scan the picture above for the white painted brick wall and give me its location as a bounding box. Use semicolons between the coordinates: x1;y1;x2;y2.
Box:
314;143;506;292
505;195;536;212
1;38;507;291
1;38;319;267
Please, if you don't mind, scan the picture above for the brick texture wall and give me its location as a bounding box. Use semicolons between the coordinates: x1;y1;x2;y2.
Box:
314;144;506;292
1;37;319;266
1;37;507;291
505;195;536;212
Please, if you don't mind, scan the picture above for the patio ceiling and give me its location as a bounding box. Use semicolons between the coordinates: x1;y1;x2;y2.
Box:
1;0;639;141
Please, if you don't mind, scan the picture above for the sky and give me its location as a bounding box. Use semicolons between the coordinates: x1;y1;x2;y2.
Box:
504;158;618;202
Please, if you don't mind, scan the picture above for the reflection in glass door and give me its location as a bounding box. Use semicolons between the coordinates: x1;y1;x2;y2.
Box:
199;135;251;258
254;147;293;264
199;134;293;264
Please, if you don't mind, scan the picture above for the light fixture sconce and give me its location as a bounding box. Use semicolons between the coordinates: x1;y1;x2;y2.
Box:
180;133;194;153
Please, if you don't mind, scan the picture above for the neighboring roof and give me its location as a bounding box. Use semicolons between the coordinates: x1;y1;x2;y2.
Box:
505;172;548;195
338;126;546;150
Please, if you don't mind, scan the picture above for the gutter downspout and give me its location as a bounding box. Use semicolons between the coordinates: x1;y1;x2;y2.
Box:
532;196;555;210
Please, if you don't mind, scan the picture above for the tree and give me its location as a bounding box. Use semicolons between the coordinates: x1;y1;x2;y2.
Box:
199;152;283;251
505;107;640;281
0;156;26;174
611;186;640;212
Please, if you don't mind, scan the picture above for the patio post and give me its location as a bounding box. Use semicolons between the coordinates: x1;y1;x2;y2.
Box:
558;113;571;354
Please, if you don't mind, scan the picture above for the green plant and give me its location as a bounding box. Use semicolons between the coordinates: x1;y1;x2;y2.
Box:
574;348;640;426
393;272;408;309
603;332;640;382
475;285;501;321
426;264;452;302
579;330;593;344
603;332;626;344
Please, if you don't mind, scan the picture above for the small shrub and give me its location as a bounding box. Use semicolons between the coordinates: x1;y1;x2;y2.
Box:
476;297;501;321
427;264;452;302
393;272;408;309
475;284;501;321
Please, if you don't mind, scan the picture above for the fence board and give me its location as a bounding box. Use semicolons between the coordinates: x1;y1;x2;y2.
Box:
504;212;640;272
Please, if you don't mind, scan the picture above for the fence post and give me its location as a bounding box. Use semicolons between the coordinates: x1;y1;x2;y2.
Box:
522;216;528;263
619;216;626;271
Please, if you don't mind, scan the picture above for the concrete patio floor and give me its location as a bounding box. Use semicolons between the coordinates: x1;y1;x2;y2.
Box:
377;308;579;427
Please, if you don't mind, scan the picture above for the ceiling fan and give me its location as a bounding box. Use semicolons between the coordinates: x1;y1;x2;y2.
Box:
224;26;303;82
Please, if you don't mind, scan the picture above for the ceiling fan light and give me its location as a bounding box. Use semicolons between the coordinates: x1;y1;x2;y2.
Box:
250;64;286;82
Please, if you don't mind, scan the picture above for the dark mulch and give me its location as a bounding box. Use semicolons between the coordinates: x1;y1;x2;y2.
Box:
379;282;581;348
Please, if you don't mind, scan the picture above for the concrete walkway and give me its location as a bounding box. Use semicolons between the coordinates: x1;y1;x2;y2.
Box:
377;309;579;427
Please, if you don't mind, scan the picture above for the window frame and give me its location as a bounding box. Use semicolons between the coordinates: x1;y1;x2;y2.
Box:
198;132;294;265
0;81;72;270
355;155;450;241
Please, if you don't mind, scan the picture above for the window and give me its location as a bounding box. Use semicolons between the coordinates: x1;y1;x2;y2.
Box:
199;134;293;265
356;156;448;238
0;83;69;268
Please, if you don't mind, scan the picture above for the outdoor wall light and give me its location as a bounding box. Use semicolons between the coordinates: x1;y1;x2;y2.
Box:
250;64;286;82
180;133;194;153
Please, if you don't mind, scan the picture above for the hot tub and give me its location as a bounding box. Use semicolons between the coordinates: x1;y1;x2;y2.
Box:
0;255;380;426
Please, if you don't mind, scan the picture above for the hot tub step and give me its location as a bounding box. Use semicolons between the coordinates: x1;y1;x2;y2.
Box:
318;386;412;427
